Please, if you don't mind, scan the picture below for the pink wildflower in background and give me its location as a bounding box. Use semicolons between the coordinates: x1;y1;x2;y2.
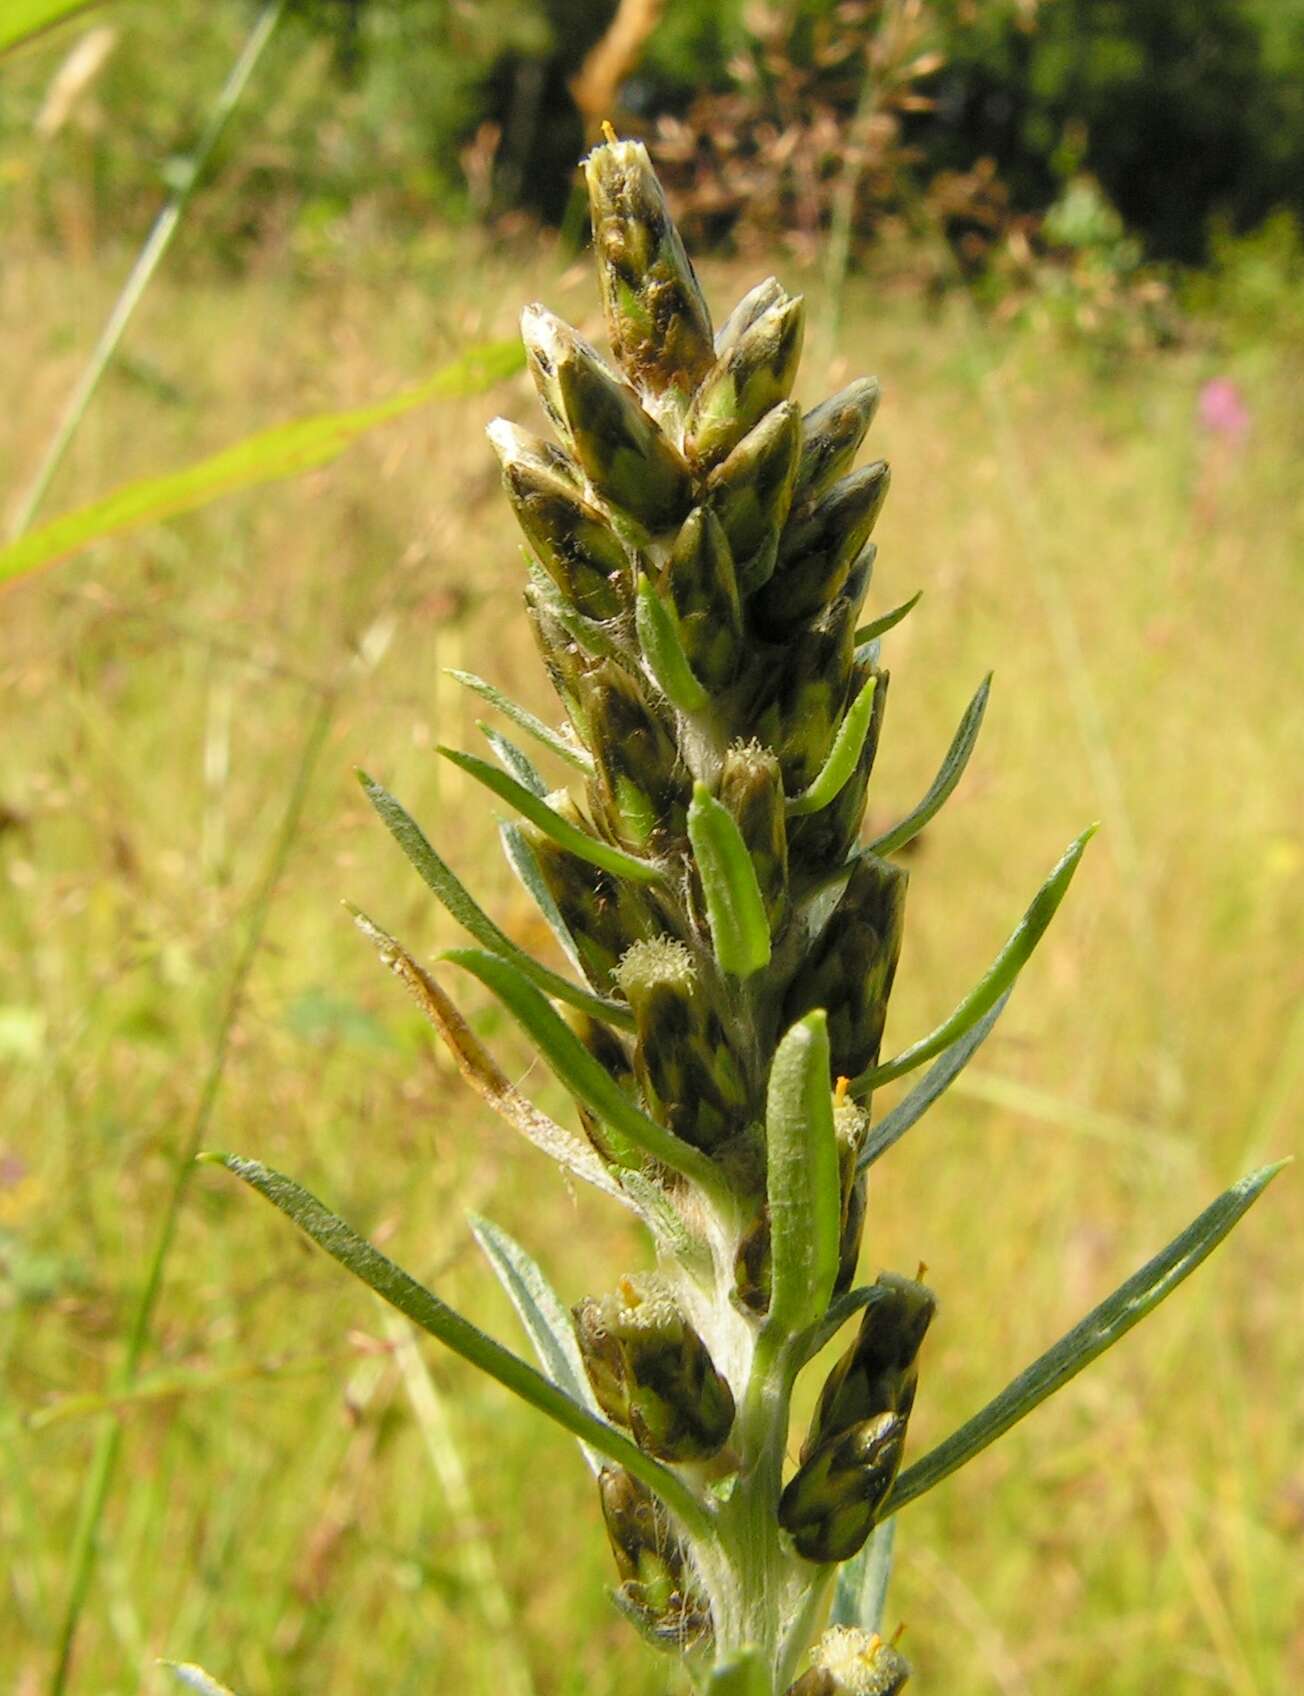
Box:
1197;377;1251;441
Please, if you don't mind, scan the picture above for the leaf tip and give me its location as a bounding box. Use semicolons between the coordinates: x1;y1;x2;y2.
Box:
1242;1156;1293;1193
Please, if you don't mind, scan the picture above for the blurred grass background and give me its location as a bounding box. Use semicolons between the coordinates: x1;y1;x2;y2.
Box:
2;3;1303;1693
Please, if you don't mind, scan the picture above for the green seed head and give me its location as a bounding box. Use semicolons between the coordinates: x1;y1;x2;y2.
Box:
778;1411;906;1563
794;379;883;505
706;399;802;590
756;462;891;635
598;1464;711;1647
718;740;789;931
574;1274;736;1463
579;661;688;852
584;138;716;407
488;419;629;619
684;290;806;469
520;795;654;990
663;506;743;691
614;937;749;1153
804;1272;937;1461
785;856;909;1079
521;304;692;531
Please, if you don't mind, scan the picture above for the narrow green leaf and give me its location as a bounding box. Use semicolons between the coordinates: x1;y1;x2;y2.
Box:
468;1212;602;1474
853;827;1095;1093
706;1650;769;1696
359;772;633;1031
481;724;548;797
0;0;108;57
447;669;593;774
440;747;665;886
635;573;709;713
885;1161;1289;1518
867;674;991;857
831;1517;896;1632
0;342;522;588
688;782;772;978
499;822;583;972
765;1011;841;1336
858;991;1011;1170
444;949;724;1195
206;1152;713;1538
159;1666;239;1696
786;675;878;817
854;591;922;647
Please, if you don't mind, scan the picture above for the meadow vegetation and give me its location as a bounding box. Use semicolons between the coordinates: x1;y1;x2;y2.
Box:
2;84;1302;1696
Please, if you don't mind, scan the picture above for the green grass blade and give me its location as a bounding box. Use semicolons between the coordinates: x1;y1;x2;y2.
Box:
0;341;522;585
635;574;710;713
0;0;109;55
159;1665;239;1696
831;1517;896;1632
481;724;549;798
499;822;583;972
867;674;992;857
787;676;878;817
688;782;772;977
47;693;335;1696
765;1011;842;1336
853;827;1095;1093
468;1213;602;1474
854;591;922;647
858;991;1011;1170
206;1153;713;1539
359;771;633;1031
440;748;665;886
448;669;593;773
885;1161;1289;1517
444;949;724;1194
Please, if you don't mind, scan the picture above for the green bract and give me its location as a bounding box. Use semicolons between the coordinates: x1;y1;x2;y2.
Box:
216;136;1282;1695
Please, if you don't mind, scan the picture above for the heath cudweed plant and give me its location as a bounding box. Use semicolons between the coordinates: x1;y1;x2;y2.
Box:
211;136;1282;1694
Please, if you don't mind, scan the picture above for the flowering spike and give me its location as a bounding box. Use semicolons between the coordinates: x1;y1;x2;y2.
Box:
585;138;715;404
287;131;1247;1696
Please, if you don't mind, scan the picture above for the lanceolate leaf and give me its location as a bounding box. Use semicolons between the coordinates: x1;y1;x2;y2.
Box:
787;675;878;817
205;1153;712;1538
858;991;1011;1170
0;341;522;588
765;1012;842;1336
884;1161;1288;1518
359;771;633;1031
349;907;628;1205
468;1213;603;1474
482;724;549;798
499;821;583;972
831;1517;896;1633
444;949;724;1195
867;674;992;857
854;591;922;647
853;826;1095;1094
446;670;593;774
687;783;772;978
440;747;665;886
635;573;709;713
